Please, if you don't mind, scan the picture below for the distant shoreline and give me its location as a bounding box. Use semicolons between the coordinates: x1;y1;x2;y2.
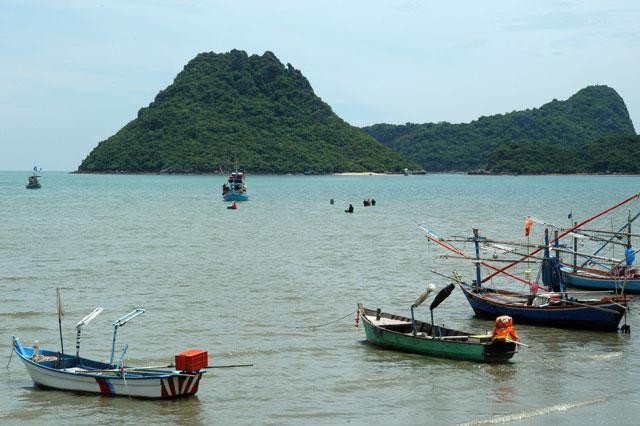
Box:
64;170;640;177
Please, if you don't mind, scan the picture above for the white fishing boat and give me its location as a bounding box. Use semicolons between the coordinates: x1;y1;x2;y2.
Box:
12;307;207;399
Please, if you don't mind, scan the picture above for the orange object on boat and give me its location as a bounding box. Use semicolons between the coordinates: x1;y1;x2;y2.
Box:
175;349;208;371
525;217;533;237
492;316;519;341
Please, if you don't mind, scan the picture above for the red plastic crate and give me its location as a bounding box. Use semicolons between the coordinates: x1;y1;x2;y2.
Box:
175;349;208;371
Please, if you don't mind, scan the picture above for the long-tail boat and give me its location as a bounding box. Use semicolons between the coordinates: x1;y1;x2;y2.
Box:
419;193;638;332
12;306;207;399
358;285;520;362
559;209;640;293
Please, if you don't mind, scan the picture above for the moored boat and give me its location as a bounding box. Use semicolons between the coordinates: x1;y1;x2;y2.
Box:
11;337;205;399
12;306;207;399
358;307;518;363
222;169;249;201
557;207;640;294
358;285;519;363
458;282;628;331
560;264;640;294
26;167;41;189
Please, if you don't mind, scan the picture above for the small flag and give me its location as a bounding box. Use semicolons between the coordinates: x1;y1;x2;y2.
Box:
525;217;533;237
568;211;572;219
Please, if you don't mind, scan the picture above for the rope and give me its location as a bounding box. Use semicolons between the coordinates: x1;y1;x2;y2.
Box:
292;310;356;329
5;347;14;369
120;354;132;399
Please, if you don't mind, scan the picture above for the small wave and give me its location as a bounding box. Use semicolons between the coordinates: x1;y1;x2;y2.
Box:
0;311;48;318
460;398;606;425
14;325;48;332
587;352;622;361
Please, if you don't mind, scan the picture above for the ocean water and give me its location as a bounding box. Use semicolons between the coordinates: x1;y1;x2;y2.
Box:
0;171;639;425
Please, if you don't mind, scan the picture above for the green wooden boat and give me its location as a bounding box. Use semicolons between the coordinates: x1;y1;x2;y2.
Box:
358;285;518;363
358;305;517;362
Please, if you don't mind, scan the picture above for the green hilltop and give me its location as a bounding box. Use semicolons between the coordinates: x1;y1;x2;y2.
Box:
78;50;417;174
363;85;636;172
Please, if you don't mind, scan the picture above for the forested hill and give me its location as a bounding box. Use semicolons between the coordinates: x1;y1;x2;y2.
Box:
78;50;417;174
487;134;640;174
363;86;636;172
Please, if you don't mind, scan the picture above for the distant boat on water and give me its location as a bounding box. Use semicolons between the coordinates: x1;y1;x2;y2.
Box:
222;169;249;201
26;166;41;189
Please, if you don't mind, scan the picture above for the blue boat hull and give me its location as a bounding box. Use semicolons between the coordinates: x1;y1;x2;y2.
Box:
560;265;640;294
223;191;249;201
459;283;627;331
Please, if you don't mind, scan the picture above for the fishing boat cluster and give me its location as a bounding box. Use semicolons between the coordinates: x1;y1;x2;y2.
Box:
358;192;638;362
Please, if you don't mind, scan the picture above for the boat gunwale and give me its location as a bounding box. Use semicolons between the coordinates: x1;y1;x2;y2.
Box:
13;344;195;381
560;263;640;280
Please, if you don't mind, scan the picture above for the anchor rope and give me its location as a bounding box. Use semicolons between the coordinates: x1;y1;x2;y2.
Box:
5;347;14;369
291;310;356;329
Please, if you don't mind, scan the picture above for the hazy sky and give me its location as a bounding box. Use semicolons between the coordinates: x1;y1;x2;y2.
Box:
1;0;638;171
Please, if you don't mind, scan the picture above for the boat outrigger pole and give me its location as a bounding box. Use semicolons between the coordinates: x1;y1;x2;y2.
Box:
76;307;103;361
419;225;539;288
411;284;435;335
109;308;144;365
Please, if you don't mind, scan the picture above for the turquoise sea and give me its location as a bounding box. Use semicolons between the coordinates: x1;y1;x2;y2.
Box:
1;171;639;425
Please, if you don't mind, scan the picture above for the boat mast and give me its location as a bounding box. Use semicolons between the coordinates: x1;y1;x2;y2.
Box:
572;221;578;272
627;209;632;251
473;228;482;287
554;230;566;294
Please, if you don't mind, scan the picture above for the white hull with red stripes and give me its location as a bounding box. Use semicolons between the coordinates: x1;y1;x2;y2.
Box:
12;337;203;399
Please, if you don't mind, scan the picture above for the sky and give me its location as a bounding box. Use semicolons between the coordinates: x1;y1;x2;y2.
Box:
1;0;639;171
